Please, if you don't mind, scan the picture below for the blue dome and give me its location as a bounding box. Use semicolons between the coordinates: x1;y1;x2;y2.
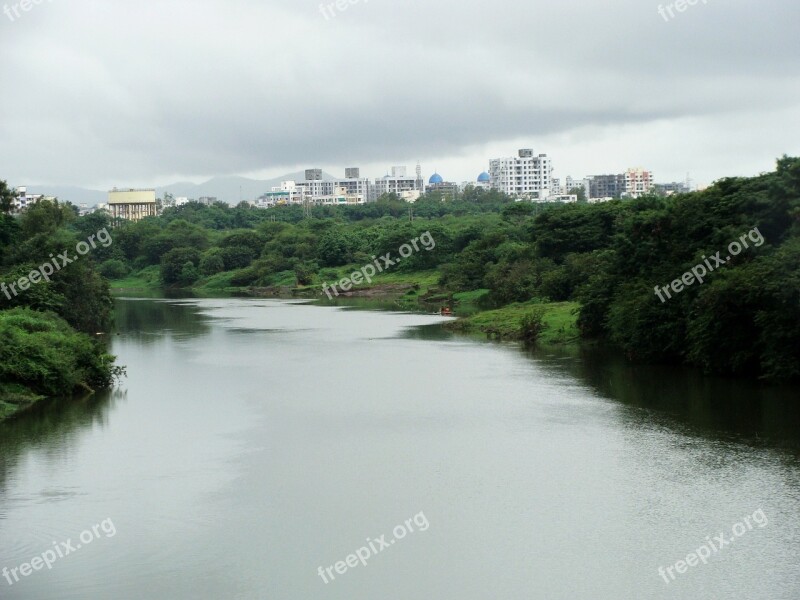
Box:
429;173;444;184
477;172;490;183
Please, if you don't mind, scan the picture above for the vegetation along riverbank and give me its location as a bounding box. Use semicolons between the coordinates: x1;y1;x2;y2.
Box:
2;155;798;422
102;156;799;381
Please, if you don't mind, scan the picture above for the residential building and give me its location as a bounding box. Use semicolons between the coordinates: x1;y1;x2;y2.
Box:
488;149;553;197
311;186;366;206
624;167;654;197
332;168;372;201
255;181;307;208
373;166;422;201
108;188;158;222
585;174;626;199
11;186;51;212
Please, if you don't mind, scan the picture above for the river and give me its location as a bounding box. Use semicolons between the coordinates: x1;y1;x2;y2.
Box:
1;298;799;599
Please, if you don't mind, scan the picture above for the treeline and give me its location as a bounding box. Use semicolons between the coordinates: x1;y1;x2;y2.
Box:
109;157;799;381
0;186;121;418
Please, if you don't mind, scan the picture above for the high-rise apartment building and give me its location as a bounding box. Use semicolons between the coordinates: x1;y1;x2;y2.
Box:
488;149;552;197
624;168;654;197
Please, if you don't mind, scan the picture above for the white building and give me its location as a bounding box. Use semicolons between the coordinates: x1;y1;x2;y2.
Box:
255;180;308;208
373;166;422;201
12;186;50;212
311;186;366;206
533;193;578;204
330;168;372;201
489;149;553;197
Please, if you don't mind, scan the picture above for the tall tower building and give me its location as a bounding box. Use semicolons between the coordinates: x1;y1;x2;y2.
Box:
488;149;552;197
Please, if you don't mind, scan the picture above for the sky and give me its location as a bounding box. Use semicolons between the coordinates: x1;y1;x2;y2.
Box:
1;0;799;191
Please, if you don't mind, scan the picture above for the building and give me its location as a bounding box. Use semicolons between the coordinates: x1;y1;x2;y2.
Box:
11;186;49;212
534;193;578;204
655;182;691;196
489;149;553;197
373;166;422;201
331;169;372;201
256;175;368;208
425;173;459;198
585;174;626;199
291;168;372;203
584;168;654;199
305;169;323;181
255;181;307;208
108;188;158;222
311;186;366;206
624;168;654;197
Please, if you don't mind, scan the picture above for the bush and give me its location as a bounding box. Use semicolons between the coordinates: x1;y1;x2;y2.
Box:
160;247;201;284
200;250;225;276
99;259;129;280
0;308;119;397
519;307;547;344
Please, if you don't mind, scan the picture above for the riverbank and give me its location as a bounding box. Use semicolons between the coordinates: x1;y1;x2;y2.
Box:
111;266;582;348
0;309;120;423
444;301;581;345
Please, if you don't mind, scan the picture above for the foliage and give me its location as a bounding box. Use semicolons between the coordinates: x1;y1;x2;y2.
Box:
0;308;119;399
97;156;800;379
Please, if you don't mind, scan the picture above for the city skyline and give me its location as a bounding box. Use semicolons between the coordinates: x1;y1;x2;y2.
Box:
2;1;798;190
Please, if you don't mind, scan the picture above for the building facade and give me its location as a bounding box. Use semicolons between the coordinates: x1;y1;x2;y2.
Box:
586;174;626;199
624;168;654;197
11;186;51;212
108;188;158;222
372;166;422;201
489;149;553;197
425;173;459;198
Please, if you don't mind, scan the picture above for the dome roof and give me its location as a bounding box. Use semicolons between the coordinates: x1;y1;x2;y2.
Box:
477;172;490;183
429;173;444;184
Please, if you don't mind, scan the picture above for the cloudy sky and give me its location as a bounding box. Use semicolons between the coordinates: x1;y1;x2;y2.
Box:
1;0;799;190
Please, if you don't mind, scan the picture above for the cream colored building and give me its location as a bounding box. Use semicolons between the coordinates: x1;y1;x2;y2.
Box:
108;189;158;222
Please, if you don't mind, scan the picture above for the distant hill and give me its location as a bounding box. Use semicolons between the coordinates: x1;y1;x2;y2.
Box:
157;171;335;203
23;171;337;207
22;185;107;207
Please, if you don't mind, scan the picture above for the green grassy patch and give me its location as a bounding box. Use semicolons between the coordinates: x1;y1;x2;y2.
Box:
109;265;162;290
448;301;580;345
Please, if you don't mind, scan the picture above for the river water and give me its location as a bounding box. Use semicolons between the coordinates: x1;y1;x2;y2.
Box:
1;298;799;599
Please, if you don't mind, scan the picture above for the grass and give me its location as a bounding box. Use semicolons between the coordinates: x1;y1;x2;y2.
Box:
447;301;581;345
109;265;162;290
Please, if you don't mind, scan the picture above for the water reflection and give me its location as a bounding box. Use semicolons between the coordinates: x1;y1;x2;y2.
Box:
523;344;800;451
0;389;122;507
113;298;212;342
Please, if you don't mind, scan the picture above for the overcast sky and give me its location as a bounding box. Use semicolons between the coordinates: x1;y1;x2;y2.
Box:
1;0;799;190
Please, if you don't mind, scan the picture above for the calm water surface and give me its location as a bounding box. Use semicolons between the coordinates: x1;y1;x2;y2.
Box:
1;298;799;599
